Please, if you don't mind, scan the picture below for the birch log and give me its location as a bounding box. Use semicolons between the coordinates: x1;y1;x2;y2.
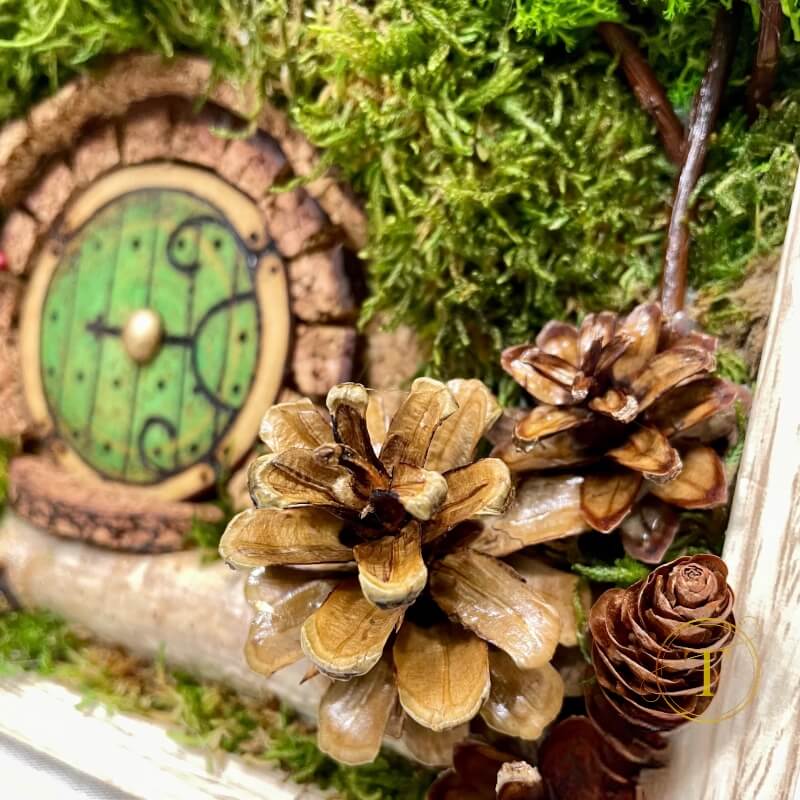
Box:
0;512;325;718
641;171;800;798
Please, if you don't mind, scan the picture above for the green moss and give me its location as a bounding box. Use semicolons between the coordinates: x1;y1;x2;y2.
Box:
692;93;800;296
0;0;797;389
296;3;675;389
513;0;621;46
573;554;651;587
0;0;294;120
0;609;80;676
716;349;752;384
0;608;434;799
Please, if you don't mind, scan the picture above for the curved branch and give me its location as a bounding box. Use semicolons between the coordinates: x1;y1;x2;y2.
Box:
661;8;740;317
746;0;783;122
598;21;685;166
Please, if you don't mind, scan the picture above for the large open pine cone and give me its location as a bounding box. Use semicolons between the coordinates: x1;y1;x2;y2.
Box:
220;379;568;766
539;555;735;798
492;304;747;562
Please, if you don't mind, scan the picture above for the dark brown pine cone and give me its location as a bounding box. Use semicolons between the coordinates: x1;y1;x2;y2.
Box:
427;740;545;800
590;553;735;733
539;554;735;798
538;716;643;800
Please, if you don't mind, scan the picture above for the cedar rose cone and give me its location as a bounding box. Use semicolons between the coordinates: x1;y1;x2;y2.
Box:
539;554;735;799
220;378;568;766
491;304;747;562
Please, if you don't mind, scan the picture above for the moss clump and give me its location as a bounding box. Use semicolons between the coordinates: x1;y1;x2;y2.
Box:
0;0;292;120
692;93;800;307
513;0;621;45
0;1;798;389
511;0;800;52
0;608;434;800
296;3;674;390
0;609;79;675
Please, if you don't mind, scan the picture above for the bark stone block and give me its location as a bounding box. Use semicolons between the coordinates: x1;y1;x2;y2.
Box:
27;82;81;151
0;209;39;275
87;54;212;119
292;324;356;397
73;123;120;186
24;160;75;226
288;246;354;322
218;136;286;200
317;182;369;250
0;119;32;206
171;112;229;169
0;274;21;331
264;189;327;258
121;104;173;164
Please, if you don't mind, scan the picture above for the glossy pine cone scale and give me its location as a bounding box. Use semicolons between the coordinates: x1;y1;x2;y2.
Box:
495;304;747;562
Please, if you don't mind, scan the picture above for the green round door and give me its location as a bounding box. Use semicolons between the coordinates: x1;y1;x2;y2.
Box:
22;164;290;497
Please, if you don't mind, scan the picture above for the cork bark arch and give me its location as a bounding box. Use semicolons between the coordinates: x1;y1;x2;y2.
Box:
0;54;367;547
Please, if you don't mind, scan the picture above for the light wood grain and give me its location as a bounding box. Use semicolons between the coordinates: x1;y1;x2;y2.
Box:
0;677;328;800
0;512;326;717
641;171;800;798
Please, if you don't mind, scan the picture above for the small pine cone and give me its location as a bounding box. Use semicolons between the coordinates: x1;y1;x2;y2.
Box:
589;553;735;735
539;555;734;799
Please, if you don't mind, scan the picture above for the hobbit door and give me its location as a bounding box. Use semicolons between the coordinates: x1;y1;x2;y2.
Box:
0;58;365;549
21;164;288;498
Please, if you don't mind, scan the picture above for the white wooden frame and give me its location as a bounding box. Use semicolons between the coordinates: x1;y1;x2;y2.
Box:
640;171;800;799
0;677;327;800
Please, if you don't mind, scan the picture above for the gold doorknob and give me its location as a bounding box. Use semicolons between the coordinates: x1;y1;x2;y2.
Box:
122;308;164;364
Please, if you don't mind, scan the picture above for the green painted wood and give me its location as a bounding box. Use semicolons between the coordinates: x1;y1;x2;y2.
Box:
39;188;261;485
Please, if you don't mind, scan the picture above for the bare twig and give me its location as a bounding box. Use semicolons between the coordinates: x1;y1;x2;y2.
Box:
746;0;783;122
598;22;686;166
660;8;740;317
